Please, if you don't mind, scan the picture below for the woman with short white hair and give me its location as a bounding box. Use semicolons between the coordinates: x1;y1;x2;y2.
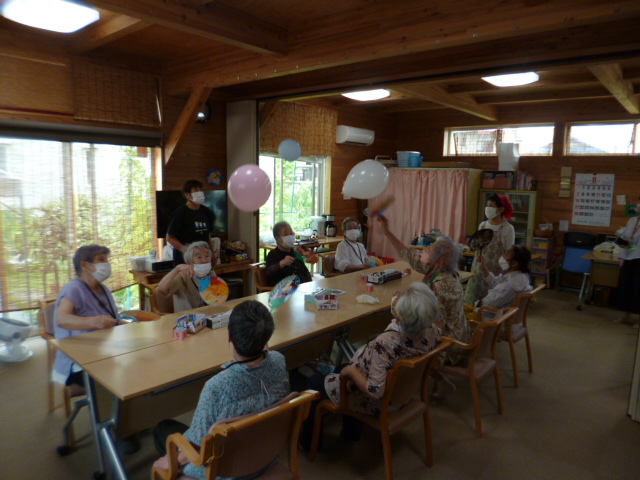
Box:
157;241;215;312
299;282;441;449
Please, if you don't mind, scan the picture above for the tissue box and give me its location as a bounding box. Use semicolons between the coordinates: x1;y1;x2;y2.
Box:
316;294;338;310
175;314;207;334
367;270;403;284
205;311;231;330
129;255;149;270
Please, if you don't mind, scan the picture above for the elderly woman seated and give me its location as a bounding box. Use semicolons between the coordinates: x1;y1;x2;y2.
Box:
334;217;370;273
54;244;119;394
157;241;215;312
299;282;441;449
476;244;533;311
265;221;317;286
152;300;290;479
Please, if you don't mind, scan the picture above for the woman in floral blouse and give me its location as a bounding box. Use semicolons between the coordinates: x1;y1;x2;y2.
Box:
299;282;441;449
377;216;470;365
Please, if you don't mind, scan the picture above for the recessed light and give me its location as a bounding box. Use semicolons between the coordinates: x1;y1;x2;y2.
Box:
341;89;391;101
1;0;100;33
481;72;539;87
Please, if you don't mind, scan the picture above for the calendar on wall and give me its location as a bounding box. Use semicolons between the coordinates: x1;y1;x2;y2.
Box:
572;173;615;227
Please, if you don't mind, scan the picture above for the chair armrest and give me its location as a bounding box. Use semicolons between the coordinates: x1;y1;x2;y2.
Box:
441;335;474;351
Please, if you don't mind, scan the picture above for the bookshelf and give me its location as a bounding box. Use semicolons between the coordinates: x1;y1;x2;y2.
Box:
478;189;538;249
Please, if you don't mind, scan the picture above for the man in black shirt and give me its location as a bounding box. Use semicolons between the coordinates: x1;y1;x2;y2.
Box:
265;221;317;286
167;179;217;266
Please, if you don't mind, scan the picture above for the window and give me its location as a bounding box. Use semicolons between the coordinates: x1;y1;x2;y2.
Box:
566;122;640;155
258;155;326;240
445;125;554;156
0;137;158;325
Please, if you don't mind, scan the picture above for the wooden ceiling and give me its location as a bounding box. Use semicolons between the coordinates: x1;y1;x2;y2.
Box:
2;0;640;121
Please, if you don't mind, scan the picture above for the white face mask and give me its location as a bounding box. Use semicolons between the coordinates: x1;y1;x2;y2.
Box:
193;263;212;278
499;255;510;271
485;206;498;220
190;191;205;205
281;235;296;249
345;229;360;242
91;262;111;283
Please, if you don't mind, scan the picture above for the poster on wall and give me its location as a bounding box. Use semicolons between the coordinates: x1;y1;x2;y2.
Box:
571;173;615;227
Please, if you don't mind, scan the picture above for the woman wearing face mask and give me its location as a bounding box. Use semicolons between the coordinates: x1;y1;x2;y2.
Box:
334;217;370;273
615;195;640;328
265;221;316;286
463;193;515;305
476;244;532;311
166;179;217;267
157;241;215;313
53;244;118;394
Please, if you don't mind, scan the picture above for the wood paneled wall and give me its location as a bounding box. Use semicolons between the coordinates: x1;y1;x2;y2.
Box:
397;98;640;247
161;94;228;191
331;108;397;232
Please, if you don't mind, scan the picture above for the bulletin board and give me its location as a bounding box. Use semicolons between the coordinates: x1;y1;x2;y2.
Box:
572;173;615;227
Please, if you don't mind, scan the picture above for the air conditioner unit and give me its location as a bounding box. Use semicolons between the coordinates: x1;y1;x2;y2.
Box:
336;125;375;146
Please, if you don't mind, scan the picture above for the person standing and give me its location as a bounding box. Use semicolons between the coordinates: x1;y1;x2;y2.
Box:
166;179;217;267
463;193;515;304
615;195;640;328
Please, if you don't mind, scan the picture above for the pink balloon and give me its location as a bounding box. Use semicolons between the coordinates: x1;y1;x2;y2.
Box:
228;164;272;212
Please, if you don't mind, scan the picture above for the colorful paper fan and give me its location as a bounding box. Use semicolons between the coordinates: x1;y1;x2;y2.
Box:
195;275;229;306
268;275;300;310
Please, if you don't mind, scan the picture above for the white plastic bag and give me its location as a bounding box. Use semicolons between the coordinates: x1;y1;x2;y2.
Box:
356;294;380;305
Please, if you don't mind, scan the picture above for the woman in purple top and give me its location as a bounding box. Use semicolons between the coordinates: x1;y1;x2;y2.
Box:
53;244;118;395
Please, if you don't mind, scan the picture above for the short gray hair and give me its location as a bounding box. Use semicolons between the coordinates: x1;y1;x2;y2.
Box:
395;282;439;336
342;217;360;232
272;221;291;239
429;236;461;273
183;241;211;264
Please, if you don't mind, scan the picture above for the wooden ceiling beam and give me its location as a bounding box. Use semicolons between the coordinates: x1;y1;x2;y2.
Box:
475;86;611;104
259;100;284;129
395;84;498;121
210;17;640;102
588;63;640;114
165;86;212;167
164;0;640;94
84;0;287;55
71;15;151;54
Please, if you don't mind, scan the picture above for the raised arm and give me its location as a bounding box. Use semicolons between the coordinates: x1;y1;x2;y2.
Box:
376;215;406;256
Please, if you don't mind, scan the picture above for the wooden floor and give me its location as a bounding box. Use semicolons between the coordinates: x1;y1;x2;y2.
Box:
1;289;639;480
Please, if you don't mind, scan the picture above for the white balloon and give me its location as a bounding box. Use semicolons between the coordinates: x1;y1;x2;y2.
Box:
342;160;390;199
278;139;302;161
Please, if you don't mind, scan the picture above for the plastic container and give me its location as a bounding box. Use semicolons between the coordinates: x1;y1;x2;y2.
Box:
397;151;420;167
408;155;423;167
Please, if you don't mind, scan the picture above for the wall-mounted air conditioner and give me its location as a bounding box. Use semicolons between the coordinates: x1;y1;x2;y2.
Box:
336;125;375;146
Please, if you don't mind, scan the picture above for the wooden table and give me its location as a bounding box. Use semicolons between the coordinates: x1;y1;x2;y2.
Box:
580;251;621;308
55;261;422;479
259;236;344;261
130;259;254;307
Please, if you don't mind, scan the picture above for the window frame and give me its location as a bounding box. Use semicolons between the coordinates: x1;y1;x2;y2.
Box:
444;123;555;157
564;120;640;156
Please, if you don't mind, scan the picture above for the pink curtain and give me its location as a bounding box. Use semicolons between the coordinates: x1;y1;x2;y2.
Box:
367;169;468;259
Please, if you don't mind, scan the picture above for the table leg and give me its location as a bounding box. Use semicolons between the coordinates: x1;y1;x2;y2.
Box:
84;371;128;480
242;270;249;298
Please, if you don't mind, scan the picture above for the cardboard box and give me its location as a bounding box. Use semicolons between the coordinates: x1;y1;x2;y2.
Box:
175;313;207;334
316;294;338;309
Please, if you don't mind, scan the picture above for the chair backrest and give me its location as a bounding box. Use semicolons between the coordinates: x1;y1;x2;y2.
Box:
323;254;341;276
383;339;452;408
38;300;56;338
142;283;174;315
561;232;597;274
511;284;546;327
471;307;518;362
202;390;317;479
250;262;272;292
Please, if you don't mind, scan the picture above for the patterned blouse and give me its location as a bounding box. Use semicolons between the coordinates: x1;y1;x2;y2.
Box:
400;248;469;364
324;322;441;415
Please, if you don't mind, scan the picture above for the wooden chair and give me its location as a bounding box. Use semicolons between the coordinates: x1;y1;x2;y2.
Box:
309;339;453;480
152;390;319;480
441;307;518;438
500;284;546;387
141;282;174;315
250;262;273;293
318;252;342;277
37;300;87;451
